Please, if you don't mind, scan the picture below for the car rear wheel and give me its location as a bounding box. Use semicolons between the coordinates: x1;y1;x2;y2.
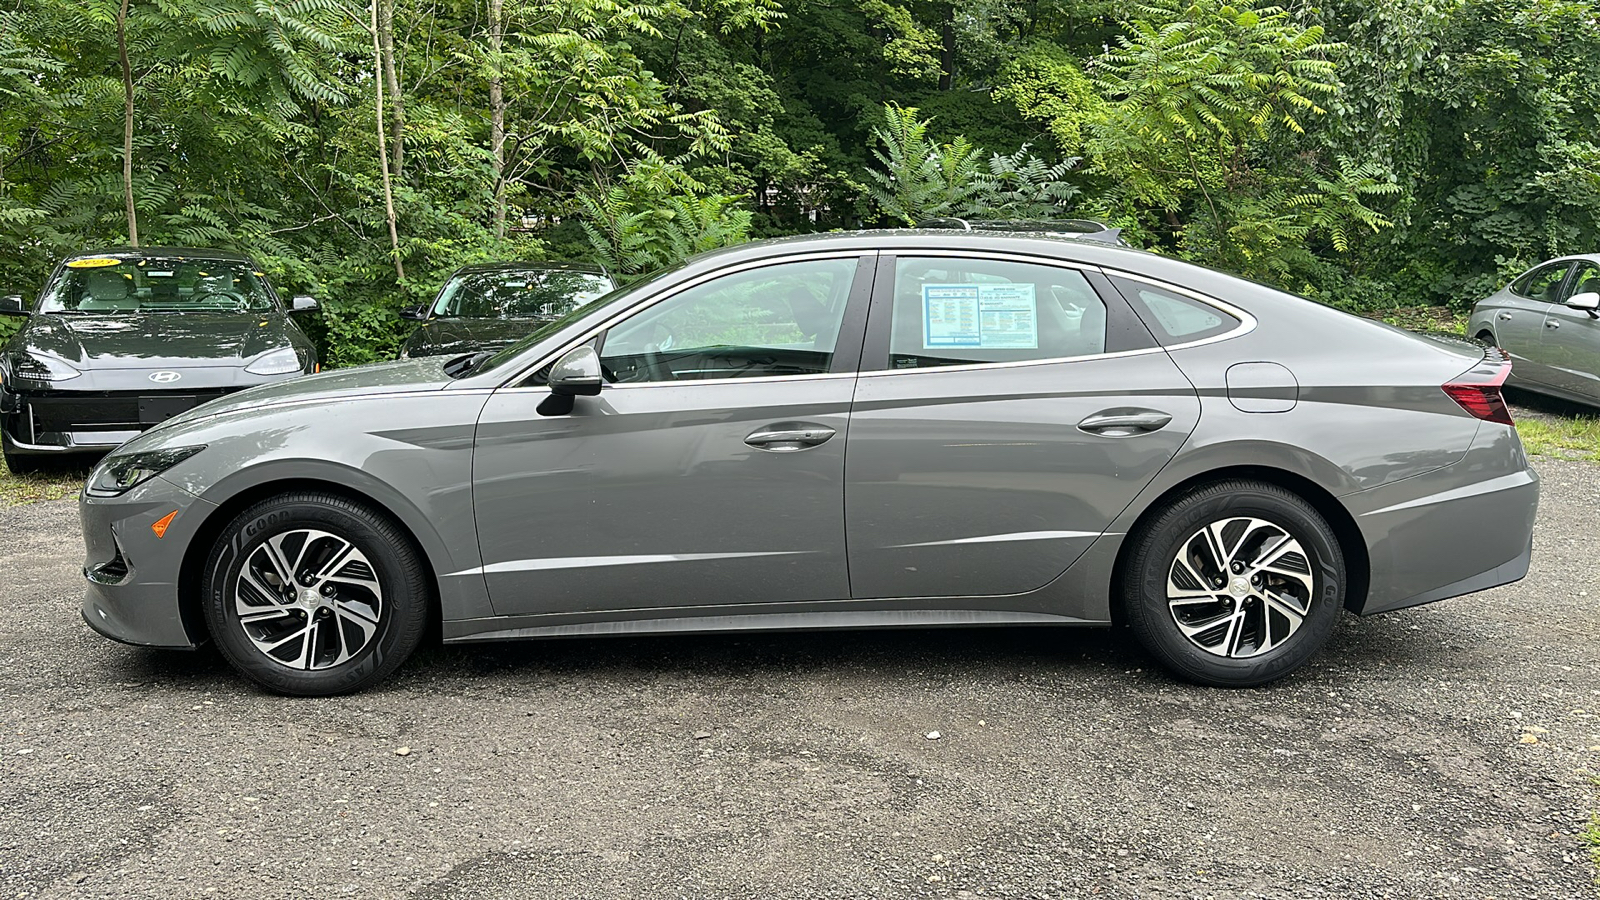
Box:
202;491;429;696
1121;479;1344;687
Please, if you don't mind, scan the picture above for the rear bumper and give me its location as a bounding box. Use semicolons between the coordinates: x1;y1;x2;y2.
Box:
79;473;215;649
1346;423;1539;615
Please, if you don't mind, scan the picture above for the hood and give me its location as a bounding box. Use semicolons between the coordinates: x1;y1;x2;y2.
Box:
404;318;545;358
17;312;295;369
153;356;456;431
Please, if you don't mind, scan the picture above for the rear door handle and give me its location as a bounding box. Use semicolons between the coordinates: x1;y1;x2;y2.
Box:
1078;410;1172;436
745;423;836;452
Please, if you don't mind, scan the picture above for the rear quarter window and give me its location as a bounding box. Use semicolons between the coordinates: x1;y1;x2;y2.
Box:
1110;276;1240;346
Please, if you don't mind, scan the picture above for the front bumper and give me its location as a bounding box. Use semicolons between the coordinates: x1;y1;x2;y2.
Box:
79;473;216;649
1346;423;1539;615
2;385;237;456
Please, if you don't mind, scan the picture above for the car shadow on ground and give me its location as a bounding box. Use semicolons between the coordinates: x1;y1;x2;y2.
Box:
1505;385;1596;419
88;608;1459;698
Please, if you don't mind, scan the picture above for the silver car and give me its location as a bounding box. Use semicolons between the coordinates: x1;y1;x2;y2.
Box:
1469;254;1600;407
78;231;1540;695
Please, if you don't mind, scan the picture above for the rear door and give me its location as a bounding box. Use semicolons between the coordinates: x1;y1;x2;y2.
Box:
1539;260;1600;401
843;253;1202;600
1501;262;1570;385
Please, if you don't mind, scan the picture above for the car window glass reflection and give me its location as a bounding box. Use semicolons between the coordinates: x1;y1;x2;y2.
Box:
1511;264;1570;304
432;270;612;320
41;258;277;314
1561;262;1600;301
888;257;1108;369
599;257;857;383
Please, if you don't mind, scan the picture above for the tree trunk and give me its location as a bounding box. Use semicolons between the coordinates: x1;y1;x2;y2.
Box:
370;0;404;281
938;6;954;92
116;0;139;247
489;0;507;241
378;0;405;179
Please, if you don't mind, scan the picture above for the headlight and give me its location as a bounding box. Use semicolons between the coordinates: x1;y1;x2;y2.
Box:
245;347;302;376
87;446;207;497
8;352;81;383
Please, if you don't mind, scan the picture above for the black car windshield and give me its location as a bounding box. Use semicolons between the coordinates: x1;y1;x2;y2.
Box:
432;268;613;319
468;265;679;378
39;257;278;314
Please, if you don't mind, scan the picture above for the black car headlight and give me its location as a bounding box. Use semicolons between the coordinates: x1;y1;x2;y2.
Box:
7;351;82;385
86;446;207;497
244;347;304;376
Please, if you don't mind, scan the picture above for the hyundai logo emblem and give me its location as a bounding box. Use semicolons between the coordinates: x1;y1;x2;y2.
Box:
149;371;182;384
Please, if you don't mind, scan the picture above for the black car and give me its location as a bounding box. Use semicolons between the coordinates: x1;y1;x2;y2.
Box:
397;262;614;359
0;248;319;473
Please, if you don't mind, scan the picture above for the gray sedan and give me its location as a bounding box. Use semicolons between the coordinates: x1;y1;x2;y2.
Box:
1469;254;1600;407
78;231;1539;695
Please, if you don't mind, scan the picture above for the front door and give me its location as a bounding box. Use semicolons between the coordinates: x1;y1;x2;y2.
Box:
471;254;871;617
1540;260;1600;401
844;254;1201;600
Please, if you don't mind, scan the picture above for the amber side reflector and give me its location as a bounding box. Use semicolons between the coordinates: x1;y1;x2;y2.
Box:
151;511;178;539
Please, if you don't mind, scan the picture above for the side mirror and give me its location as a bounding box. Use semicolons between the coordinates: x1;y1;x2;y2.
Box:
1566;291;1599;316
290;295;319;313
0;295;26;317
400;304;428;321
537;345;603;416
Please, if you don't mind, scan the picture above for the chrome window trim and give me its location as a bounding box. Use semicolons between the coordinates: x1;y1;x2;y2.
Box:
1100;268;1258;351
497;250;876;389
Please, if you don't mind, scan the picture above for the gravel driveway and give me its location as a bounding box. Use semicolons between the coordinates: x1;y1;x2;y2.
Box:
2;459;1597;899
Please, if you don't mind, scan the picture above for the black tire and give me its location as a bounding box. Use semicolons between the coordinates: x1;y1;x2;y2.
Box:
202;491;429;696
1121;479;1344;688
3;444;42;476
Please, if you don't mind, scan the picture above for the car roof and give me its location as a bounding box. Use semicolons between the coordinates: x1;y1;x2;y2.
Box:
451;261;610;277
685;229;1166;271
68;247;258;263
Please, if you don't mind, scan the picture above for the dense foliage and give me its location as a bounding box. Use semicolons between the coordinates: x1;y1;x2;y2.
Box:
3;0;1599;363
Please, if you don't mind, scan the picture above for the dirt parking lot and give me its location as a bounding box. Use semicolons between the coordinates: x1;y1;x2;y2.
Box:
2;458;1597;899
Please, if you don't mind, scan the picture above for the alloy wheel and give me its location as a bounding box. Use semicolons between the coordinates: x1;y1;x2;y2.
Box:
233;528;384;670
1166;516;1315;659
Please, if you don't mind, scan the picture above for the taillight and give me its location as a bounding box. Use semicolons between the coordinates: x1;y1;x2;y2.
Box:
1442;361;1513;425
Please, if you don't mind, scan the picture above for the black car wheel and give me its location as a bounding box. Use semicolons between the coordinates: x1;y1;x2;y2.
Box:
1121;479;1344;687
2;443;42;476
202;491;429;696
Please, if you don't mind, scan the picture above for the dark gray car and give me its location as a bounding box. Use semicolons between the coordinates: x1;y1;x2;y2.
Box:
1468;254;1600;407
397;262;613;359
1;248;319;473
77;231;1539;695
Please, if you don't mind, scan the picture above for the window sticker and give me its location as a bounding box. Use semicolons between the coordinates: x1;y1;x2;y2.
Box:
922;283;1038;349
66;258;121;269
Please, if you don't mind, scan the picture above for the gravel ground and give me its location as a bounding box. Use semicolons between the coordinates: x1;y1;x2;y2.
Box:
2;458;1598;899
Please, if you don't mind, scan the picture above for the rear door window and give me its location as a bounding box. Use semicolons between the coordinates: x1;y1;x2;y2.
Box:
884;257;1110;369
1511;263;1571;304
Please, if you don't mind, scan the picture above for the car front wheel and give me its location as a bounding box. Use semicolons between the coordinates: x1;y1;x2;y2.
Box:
202;491;429;696
1121;479;1344;687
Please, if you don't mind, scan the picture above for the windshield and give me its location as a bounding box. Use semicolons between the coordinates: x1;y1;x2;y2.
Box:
469;265;679;378
432;268;613;319
40;257;278;314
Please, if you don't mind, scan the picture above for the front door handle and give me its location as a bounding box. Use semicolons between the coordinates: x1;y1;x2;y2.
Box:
1546;320;1561;329
1078;410;1172;437
1497;312;1513;321
745;422;836;452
